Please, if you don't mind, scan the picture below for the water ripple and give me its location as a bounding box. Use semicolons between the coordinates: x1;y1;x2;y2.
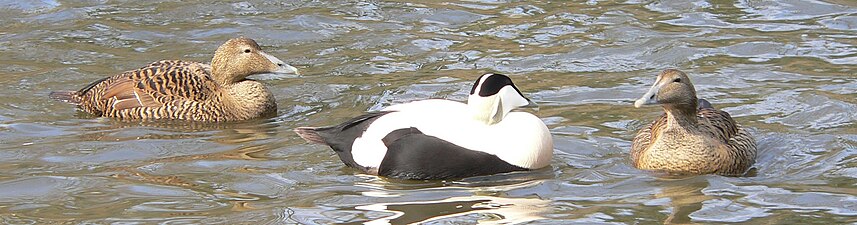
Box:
0;0;855;223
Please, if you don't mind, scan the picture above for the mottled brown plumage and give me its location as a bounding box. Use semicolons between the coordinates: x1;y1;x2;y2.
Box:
50;37;299;122
631;69;756;176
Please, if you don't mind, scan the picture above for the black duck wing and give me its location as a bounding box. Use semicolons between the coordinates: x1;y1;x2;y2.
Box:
378;127;526;180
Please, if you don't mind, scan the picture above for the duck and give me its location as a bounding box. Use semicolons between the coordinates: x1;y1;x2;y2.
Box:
631;69;756;176
295;73;553;180
49;37;299;122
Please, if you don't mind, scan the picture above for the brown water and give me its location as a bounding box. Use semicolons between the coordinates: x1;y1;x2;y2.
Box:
1;0;856;224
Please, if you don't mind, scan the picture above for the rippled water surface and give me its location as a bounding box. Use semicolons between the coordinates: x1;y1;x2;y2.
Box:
1;0;856;224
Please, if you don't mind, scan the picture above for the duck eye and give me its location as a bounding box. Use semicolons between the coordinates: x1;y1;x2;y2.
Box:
673;78;681;83
243;49;251;53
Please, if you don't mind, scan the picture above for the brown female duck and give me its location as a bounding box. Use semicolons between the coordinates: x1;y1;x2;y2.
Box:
631;69;756;176
50;37;298;122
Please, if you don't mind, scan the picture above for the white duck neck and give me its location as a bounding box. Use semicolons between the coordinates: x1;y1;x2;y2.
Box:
468;95;506;125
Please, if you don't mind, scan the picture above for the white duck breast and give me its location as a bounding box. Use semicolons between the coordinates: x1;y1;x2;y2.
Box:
295;73;554;180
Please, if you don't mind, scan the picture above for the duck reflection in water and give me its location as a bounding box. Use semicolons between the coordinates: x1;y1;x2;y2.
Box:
352;195;549;225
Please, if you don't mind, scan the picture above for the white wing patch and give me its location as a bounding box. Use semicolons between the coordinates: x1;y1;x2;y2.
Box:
133;90;143;106
110;90;144;109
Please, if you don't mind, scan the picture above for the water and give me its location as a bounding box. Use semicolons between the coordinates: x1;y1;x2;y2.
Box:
0;0;855;224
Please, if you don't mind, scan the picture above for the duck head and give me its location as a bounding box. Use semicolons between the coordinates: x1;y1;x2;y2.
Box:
634;69;698;110
210;37;299;85
468;73;537;125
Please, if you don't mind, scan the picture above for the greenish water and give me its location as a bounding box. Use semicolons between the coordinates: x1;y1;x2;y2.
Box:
0;0;855;224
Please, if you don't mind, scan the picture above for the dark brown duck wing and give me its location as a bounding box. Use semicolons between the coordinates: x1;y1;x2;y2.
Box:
696;107;757;175
696;108;738;141
73;60;218;115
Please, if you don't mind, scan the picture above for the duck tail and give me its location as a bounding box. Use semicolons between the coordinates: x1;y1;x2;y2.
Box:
49;91;81;104
294;127;328;144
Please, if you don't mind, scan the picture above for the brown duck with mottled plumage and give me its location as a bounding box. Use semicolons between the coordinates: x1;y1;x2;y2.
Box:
631;69;756;176
50;37;299;122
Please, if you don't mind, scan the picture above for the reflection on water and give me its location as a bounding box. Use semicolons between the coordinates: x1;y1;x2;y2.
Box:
0;0;856;224
356;195;549;225
339;178;551;224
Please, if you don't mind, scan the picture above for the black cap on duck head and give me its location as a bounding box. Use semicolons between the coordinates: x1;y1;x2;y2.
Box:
468;73;537;124
210;37;299;85
635;69;698;109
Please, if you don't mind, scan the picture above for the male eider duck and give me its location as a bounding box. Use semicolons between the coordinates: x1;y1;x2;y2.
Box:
631;69;756;176
50;37;299;122
295;73;553;180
